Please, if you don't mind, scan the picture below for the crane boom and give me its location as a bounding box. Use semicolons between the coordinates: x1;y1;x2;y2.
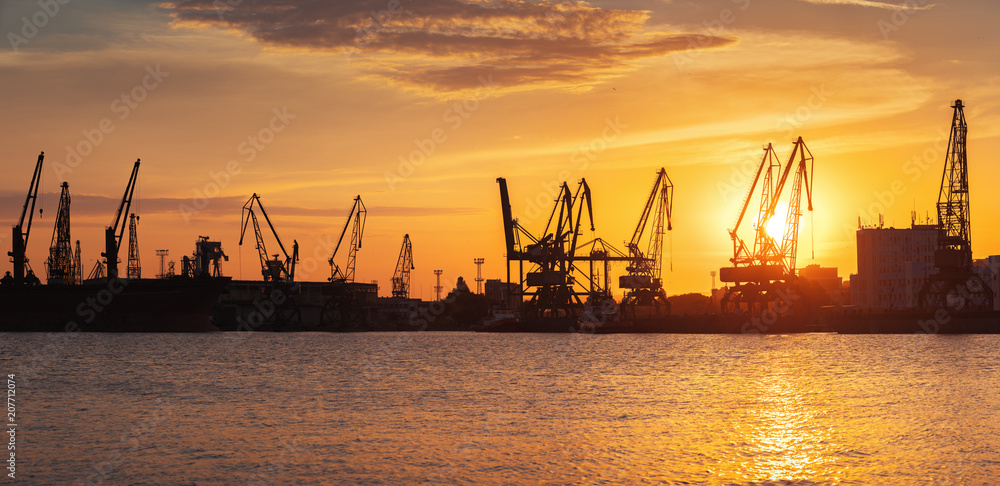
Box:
391;234;414;298
329;195;366;282
777;138;814;274
103;159;140;279
239;193;298;282
8;152;45;285
622;168;673;289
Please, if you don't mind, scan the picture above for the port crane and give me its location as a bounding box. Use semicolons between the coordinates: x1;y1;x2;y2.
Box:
720;138;814;315
72;240;82;283
391;234;414;298
920;100;992;310
619;168;674;319
7;152;45;286
127;213;141;279
46;181;74;284
498;177;631;324
329;195;366;283
102;160;140;279
239;193;299;283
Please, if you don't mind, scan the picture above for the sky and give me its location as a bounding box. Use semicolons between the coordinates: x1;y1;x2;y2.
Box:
2;0;999;298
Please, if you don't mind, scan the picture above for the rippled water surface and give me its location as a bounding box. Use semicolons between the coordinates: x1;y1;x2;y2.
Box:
2;332;999;485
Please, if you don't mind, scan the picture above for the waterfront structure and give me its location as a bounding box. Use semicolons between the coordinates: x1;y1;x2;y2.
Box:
849;223;937;309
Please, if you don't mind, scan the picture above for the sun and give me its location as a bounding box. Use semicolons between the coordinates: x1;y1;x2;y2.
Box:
765;201;789;241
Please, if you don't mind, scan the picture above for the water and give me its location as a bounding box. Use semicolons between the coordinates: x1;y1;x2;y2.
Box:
2;332;999;485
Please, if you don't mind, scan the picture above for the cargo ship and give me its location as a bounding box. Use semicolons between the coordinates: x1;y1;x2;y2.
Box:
1;152;230;332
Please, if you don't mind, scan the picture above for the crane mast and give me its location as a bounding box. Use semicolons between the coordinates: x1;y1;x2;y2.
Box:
8;152;45;285
777;138;814;274
73;240;82;283
937;99;972;269
391;234;414;298
623;168;673;286
127;213;141;279
239;193;298;283
920;99;992;310
729;145;777;268
720;138;815;315
103;160;140;279
46;181;74;284
619;168;674;318
329;195;366;283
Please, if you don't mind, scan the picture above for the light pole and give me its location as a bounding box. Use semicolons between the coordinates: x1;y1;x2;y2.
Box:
709;270;717;315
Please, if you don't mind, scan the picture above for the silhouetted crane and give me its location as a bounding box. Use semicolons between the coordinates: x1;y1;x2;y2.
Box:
329;195;366;282
620;168;674;318
920;99;992;310
102;160;140;279
239;193;298;283
46;181;73;284
7;152;44;286
127;213;141;279
719;138;814;315
391;234;414;298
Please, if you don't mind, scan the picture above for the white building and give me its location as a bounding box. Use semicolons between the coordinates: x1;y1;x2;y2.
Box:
849;224;938;309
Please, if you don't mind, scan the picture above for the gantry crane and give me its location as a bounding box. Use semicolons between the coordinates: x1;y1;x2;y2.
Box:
720;138;814;315
239;193;299;283
391;234;414;299
920;99;992;310
46;181;74;284
102;160;140;279
7;152;44;286
329;195;366;282
619;168;673;318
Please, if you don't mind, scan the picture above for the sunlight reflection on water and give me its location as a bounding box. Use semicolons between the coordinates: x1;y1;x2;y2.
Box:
3;332;999;484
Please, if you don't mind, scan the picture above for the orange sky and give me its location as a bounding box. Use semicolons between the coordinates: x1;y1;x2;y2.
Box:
2;0;999;297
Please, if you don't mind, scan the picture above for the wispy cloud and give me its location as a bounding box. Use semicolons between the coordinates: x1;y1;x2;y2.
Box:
160;0;735;94
796;0;934;10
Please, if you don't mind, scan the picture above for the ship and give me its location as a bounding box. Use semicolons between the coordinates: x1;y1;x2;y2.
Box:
1;153;230;332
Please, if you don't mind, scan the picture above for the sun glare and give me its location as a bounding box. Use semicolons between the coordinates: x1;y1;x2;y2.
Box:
765;202;789;241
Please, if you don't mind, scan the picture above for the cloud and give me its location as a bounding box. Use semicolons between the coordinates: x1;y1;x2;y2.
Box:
160;0;735;94
0;192;484;229
796;0;934;10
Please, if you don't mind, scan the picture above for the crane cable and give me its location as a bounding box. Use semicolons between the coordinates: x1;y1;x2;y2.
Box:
669;231;673;272
811;211;815;260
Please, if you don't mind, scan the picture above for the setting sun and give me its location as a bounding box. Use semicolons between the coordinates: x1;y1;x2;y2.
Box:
766;202;791;242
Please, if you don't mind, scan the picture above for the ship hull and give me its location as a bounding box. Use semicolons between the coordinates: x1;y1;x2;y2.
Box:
0;277;231;332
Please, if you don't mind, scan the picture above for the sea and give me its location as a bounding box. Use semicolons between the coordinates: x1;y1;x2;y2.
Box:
1;332;998;485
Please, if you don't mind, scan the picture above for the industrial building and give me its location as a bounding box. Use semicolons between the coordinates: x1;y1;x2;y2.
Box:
849;223;938;309
798;264;846;305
